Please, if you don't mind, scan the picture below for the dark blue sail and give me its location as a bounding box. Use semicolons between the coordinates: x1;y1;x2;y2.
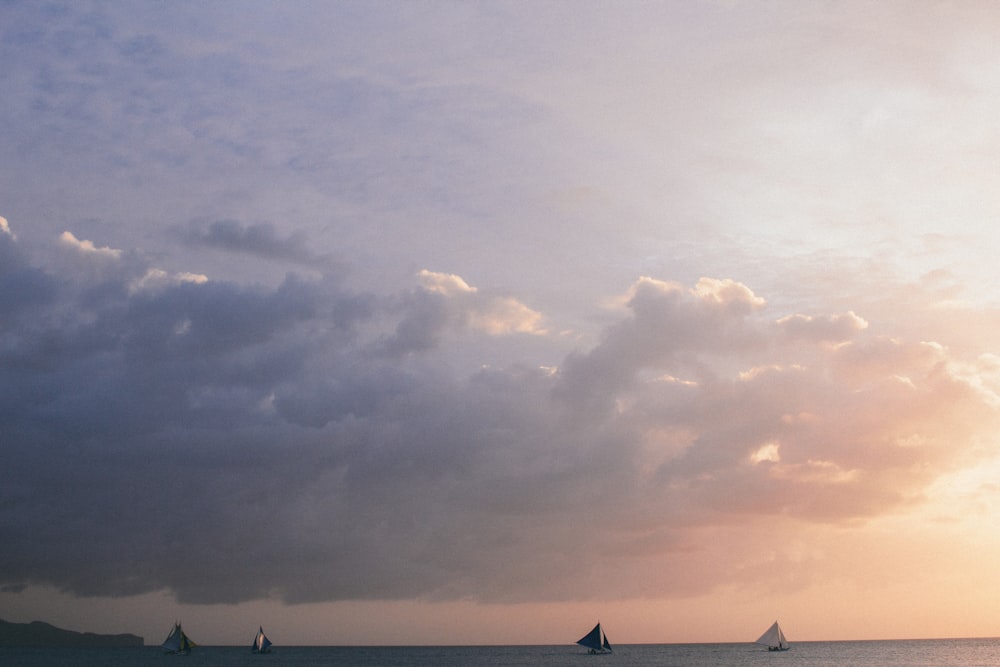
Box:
576;622;612;653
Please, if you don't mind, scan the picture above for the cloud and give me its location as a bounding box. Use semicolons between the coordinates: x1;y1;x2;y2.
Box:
777;311;869;343
178;220;333;268
417;270;545;336
417;270;476;296
0;220;57;326
2;229;998;608
128;268;208;294
554;277;769;410
59;231;122;259
376;270;545;357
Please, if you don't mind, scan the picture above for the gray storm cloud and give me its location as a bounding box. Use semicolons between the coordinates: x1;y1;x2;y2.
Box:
1;225;996;606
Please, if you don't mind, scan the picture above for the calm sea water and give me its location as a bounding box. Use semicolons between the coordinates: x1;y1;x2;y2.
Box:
2;639;999;666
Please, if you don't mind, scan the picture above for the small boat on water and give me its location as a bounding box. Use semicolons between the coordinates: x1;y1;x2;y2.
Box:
161;621;196;655
252;625;273;654
756;620;790;651
576;622;613;654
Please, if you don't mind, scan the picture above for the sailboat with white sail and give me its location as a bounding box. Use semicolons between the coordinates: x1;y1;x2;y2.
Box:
755;620;789;651
252;626;273;654
161;621;196;655
576;622;613;654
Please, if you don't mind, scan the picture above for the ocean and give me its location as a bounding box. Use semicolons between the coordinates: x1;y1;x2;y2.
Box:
2;638;999;666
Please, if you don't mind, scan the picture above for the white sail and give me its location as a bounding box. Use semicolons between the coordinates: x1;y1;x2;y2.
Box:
252;626;272;654
161;622;196;654
755;621;789;650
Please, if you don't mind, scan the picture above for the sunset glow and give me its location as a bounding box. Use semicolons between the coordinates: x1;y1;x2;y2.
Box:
3;0;1000;647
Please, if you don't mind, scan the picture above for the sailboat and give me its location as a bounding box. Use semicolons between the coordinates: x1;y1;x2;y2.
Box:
161;621;196;655
252;626;273;654
576;622;613;654
755;620;790;651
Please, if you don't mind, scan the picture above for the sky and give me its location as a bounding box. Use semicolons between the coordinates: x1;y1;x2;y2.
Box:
4;0;1000;648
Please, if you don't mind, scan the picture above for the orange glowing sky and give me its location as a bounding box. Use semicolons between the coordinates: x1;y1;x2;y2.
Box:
3;0;1000;647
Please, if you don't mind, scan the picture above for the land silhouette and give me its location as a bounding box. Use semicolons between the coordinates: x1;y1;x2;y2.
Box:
0;619;143;647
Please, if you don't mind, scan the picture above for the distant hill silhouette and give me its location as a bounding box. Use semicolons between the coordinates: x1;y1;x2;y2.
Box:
0;619;143;647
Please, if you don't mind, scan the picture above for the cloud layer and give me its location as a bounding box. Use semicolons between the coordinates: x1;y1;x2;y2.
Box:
2;224;996;606
6;5;1000;645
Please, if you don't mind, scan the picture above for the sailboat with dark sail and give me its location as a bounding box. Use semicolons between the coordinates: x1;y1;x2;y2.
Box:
252;626;272;654
161;622;196;655
755;620;790;651
576;622;613;654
